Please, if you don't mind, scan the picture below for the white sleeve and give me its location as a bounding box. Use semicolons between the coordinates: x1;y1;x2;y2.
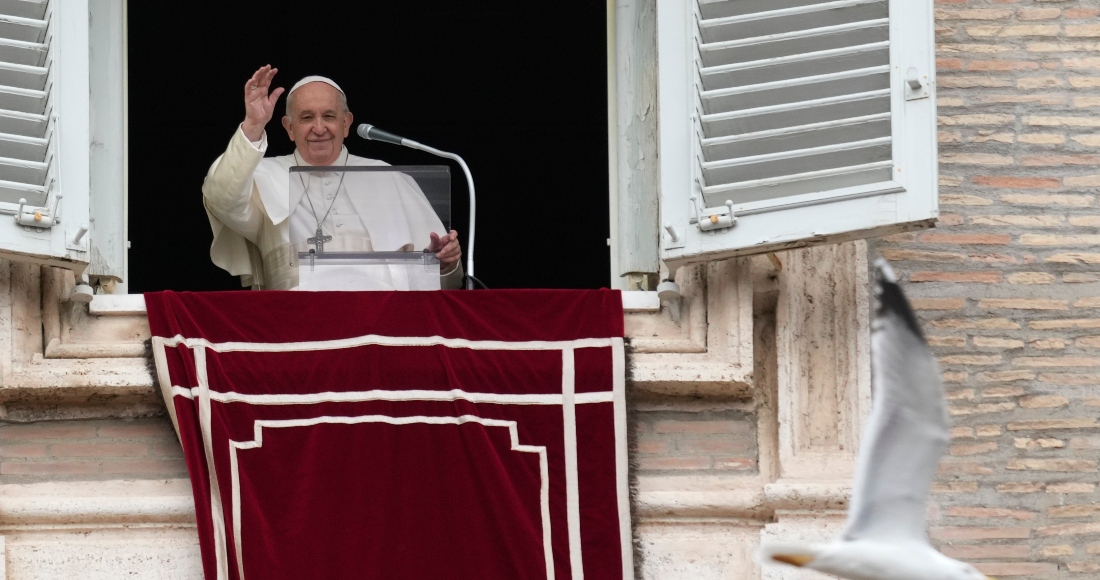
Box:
201;125;268;244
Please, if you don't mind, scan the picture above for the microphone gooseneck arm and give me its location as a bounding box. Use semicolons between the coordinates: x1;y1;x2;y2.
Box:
357;124;476;289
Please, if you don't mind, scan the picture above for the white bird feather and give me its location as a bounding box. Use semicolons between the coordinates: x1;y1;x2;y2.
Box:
760;259;994;580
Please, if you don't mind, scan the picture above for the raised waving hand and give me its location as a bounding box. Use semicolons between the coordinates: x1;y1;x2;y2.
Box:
241;65;285;141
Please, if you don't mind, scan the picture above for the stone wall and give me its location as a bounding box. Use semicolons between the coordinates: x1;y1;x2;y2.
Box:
634;405;758;474
0;418;185;483
866;2;1100;576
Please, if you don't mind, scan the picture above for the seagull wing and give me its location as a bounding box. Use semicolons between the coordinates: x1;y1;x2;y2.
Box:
840;260;949;543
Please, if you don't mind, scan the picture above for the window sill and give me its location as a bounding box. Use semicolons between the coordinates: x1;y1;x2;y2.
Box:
89;291;662;316
89;293;147;316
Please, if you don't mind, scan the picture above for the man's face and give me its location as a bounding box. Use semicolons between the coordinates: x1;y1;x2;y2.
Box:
281;82;353;166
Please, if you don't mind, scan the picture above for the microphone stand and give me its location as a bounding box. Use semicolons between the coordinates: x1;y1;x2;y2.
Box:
358;124;477;290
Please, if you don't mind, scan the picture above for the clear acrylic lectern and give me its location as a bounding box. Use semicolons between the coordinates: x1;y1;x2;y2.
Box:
288;165;450;291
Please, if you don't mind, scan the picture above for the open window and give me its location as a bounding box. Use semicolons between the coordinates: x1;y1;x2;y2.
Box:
657;0;937;268
0;0;125;285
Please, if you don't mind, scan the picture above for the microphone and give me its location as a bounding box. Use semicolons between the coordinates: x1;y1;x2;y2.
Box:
356;123;478;289
356;123;407;146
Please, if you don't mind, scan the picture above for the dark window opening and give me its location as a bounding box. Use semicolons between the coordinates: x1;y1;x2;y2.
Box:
127;1;609;292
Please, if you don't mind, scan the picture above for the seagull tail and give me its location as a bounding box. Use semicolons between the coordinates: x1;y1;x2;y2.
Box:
758;542;819;569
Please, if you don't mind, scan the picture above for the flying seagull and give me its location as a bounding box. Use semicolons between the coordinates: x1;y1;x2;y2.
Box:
761;260;993;580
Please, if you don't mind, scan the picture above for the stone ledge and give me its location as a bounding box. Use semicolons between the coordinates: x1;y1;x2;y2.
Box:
45;337;146;359
0;480;195;529
0;478;851;531
631;355;752;397
763;480;850;512
635;477;851;520
0;358;155;404
636;489;768;519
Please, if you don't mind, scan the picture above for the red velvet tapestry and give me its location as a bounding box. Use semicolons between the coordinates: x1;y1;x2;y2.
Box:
146;290;631;580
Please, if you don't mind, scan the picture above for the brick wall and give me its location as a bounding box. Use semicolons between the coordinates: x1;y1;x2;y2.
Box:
0;417;187;483
869;2;1100;576
633;405;757;474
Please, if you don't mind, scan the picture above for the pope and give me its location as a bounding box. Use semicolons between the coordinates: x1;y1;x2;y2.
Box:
202;65;463;290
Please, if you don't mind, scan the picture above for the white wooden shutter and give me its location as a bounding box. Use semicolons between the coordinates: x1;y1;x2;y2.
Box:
657;0;936;268
0;0;91;271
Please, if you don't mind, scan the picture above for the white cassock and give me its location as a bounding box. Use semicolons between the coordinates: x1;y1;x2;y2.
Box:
202;125;464;290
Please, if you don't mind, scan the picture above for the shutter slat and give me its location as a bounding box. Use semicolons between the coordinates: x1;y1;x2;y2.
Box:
0;129;44;161
0;108;46;137
0;37;45;66
702;88;890;123
700;40;890;76
696;0;894;209
0;153;47;185
0;0;48;20
704;69;889;115
703;116;890;161
0;14;47;44
702;65;889;99
700;0;883;26
703;137;890;185
0;84;46;114
703;164;893;205
703;136;891;170
0;177;46;205
0;60;46;90
703;112;890;145
701;1;886;45
701;18;888;52
702;161;893;196
701;24;888;69
701;46;888;91
702;95;891;160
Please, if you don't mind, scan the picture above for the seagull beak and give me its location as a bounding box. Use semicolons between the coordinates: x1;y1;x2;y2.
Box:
771;554;814;567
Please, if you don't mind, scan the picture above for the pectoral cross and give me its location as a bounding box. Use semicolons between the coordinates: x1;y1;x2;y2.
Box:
307;227;332;254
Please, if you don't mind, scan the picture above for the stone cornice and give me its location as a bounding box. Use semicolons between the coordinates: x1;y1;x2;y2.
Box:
0;478;852;530
0;480;196;530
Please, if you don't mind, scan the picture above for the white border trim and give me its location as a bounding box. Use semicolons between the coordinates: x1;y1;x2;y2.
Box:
561;349;585;579
169;386;614;406
612;337;634;574
195;347;229;580
157;334;615;354
229;415;554;580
